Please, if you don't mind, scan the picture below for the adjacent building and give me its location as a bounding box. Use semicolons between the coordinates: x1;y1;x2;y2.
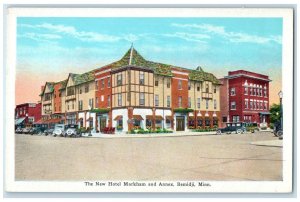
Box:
38;46;222;132
15;102;42;128
219;70;271;127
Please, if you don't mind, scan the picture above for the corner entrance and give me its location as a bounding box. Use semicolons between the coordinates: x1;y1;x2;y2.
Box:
176;116;185;131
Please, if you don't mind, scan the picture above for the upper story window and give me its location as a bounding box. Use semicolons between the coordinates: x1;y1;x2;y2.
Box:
107;78;111;88
167;79;170;88
95;81;98;90
155;78;159;86
253;87;256;96
117;74;122;86
178;80;182;90
197;98;201;109
264;101;268;110
155;94;159;107
67;87;75;96
205;83;209;93
188;97;191;108
89;98;94;109
214;87;216;93
85;84;89;93
118;93;122;106
178;96;182;108
245;99;248;109
250;101;253;109
214;99;217;110
230;101;236;110
139;72;144;85
107;95;111;107
101;79;104;88
250;87;253;96
188;81;191;90
78;100;83;111
167;96;171;108
197;84;200;92
206;99;209;109
244;86;248;95
264;87;267;97
79;88;82;94
140;93;145;106
230;88;236;96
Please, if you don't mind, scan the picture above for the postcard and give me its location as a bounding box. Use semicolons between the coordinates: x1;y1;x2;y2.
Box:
4;7;294;193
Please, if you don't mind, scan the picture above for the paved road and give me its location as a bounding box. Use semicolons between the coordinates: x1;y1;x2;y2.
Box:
15;132;282;181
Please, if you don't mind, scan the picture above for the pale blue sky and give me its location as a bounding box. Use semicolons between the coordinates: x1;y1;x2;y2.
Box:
16;17;282;104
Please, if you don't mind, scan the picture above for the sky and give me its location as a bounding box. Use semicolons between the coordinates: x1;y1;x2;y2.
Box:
16;17;282;105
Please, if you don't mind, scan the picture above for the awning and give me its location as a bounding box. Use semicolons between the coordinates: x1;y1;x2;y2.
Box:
166;116;174;120
259;112;271;115
146;115;164;120
114;115;123;121
133;115;144;121
15;117;26;125
86;117;93;122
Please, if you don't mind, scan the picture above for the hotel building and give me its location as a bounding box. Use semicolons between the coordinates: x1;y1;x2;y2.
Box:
219;70;271;127
39;47;221;132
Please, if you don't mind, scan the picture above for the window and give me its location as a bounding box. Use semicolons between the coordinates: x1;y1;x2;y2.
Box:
101;79;104;88
167;96;171;107
260;101;263;110
78;100;83;110
250;101;253;109
230;88;236;96
140;93;145;106
72;102;74;109
67;87;75;96
85;84;89;93
155;78;159;86
107;95;111;107
107;78;111;87
205;119;210;126
117;74;122;86
167;79;170;88
95;81;98;90
101;95;104;102
253;88;256;96
231;101;236;110
96;97;99;105
245;99;248;109
197;98;201;109
206;99;209;110
178;80;182;90
214;87;216;93
117;119;123;127
118;94;122;106
250;88;253;95
155;94;159;107
139;72;144;85
206;84;209;93
188;97;191;108
178;96;182;108
264;102;268;110
197;84;200;91
232;115;239;122
222;116;227;123
264;88;267;97
244;86;248;95
79;88;82;94
253;101;256;110
188;81;191;90
214;99;217;110
89;99;94;109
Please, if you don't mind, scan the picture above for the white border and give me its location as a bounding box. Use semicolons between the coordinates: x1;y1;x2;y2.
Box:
5;7;294;193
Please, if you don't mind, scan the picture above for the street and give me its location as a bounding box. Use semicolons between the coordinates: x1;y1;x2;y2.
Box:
15;132;282;181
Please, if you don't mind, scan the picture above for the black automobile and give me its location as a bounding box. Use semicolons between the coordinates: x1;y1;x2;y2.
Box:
216;122;246;135
64;124;80;138
273;121;283;138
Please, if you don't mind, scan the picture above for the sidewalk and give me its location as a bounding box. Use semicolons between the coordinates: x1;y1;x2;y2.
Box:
82;131;217;138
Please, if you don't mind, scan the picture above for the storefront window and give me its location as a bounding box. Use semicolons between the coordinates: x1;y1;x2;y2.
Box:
205;119;210;126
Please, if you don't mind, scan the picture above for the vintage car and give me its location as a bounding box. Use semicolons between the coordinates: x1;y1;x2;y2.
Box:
22;127;31;134
43;128;54;136
64;124;80;137
52;124;66;137
216;122;246;135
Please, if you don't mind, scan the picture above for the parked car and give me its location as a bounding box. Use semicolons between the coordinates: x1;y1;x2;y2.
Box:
216;122;246;135
43;128;54;136
52;124;66;137
22;127;31;134
273;121;283;138
29;127;44;135
64;124;80;137
15;127;23;134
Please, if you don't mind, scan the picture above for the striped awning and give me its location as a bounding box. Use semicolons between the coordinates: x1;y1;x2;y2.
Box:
114;115;123;121
133;115;144;121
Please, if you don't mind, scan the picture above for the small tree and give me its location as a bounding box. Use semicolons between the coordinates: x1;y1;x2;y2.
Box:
270;103;280;124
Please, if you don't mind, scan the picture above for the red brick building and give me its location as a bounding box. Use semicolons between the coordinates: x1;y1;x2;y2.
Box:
15;102;42;127
219;70;271;127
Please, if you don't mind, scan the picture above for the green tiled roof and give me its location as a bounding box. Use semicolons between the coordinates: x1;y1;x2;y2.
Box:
58;79;68;90
189;67;221;84
74;70;95;85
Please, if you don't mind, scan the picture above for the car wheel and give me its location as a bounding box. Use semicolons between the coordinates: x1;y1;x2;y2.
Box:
276;130;283;137
236;129;242;134
216;130;222;135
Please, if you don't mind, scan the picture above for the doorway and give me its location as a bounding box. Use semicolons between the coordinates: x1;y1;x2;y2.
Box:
176;116;185;131
100;117;107;132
